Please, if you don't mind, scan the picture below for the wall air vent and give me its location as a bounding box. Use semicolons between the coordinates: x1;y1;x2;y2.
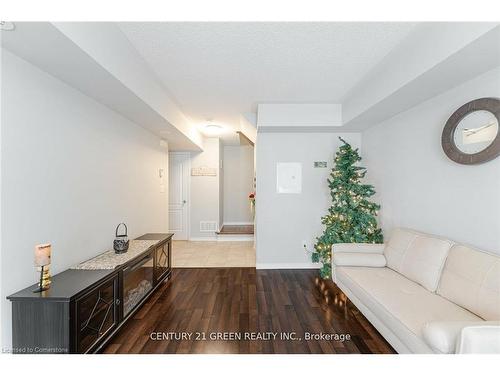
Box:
200;221;218;232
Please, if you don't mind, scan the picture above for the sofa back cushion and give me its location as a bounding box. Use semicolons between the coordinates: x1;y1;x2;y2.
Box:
437;244;500;321
384;228;453;292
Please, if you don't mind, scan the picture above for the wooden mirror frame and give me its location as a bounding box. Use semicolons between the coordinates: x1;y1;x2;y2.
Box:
442;97;500;165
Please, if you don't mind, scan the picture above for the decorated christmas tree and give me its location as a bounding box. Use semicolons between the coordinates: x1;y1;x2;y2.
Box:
312;137;383;279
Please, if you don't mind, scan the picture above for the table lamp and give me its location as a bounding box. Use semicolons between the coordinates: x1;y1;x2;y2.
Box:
33;243;52;292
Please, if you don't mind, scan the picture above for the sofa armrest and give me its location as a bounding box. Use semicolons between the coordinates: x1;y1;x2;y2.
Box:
457;324;500;354
422;321;500;354
333;253;386;267
332;243;385;254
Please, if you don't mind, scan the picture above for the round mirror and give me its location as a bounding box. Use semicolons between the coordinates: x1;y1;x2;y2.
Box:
453;110;499;154
442;98;500;165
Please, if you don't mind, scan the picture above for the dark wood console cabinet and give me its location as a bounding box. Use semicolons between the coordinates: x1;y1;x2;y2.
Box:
7;233;173;354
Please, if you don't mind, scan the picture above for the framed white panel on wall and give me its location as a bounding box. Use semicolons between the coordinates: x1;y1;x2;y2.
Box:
276;162;302;194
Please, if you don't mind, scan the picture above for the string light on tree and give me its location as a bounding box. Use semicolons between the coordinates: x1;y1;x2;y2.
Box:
311;137;383;279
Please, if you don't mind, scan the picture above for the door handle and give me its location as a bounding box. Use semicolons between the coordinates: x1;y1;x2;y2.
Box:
182;200;187;204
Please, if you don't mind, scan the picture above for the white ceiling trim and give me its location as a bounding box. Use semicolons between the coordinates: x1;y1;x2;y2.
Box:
1;22;204;151
342;23;500;129
118;22;417;138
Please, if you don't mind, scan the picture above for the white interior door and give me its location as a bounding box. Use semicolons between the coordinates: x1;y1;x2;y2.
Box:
168;152;190;240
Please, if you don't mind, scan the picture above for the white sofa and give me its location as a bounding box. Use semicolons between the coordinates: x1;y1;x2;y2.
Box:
332;228;500;354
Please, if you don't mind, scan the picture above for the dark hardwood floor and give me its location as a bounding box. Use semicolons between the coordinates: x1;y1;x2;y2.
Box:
103;268;395;354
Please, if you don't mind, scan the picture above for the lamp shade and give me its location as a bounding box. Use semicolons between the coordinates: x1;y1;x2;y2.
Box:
34;244;51;266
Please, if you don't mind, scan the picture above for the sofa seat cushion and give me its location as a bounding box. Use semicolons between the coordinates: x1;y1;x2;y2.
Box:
336;266;482;353
437;244;500;321
384;228;453;292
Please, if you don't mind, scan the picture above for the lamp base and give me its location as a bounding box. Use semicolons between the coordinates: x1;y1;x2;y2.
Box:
32;265;51;293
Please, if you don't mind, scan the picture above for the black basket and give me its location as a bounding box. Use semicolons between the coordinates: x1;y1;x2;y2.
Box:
113;223;129;254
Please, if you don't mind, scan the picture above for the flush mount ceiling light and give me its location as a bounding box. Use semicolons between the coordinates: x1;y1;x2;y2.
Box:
204;123;224;136
0;21;15;31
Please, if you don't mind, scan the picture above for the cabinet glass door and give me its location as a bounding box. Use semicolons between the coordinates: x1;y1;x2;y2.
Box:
154;242;170;282
76;275;118;353
122;253;154;317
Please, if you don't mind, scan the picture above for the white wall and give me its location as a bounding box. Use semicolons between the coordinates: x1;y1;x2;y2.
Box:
362;67;500;254
256;133;362;268
218;140;224;229
223;145;254;224
189;138;220;239
239;114;257;145
1;50;168;348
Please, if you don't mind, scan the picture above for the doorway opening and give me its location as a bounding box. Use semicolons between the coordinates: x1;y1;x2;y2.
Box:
168;136;255;268
217;142;255;240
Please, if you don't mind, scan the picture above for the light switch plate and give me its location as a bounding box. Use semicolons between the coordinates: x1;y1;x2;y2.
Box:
276;162;302;194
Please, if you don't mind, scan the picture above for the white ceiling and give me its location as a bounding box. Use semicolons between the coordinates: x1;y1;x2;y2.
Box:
118;22;417;140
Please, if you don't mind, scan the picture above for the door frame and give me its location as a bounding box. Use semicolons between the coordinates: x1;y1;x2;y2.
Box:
168;151;191;240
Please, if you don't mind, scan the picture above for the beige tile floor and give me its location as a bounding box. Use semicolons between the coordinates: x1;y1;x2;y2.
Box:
172;240;256;268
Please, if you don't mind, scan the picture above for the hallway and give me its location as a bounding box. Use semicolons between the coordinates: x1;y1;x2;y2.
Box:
172;241;255;268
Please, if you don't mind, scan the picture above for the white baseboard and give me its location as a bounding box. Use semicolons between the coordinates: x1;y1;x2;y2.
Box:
217;235;254;242
222;222;254;226
188;235;254;242
256;263;321;269
188;237;217;242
